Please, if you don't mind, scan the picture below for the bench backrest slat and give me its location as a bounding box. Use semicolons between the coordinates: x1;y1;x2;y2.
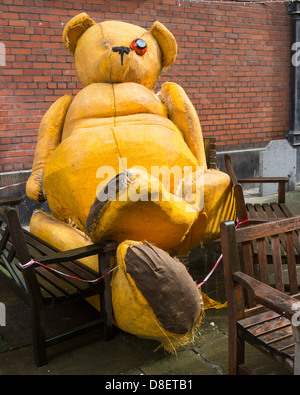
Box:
5;208;31;264
0;208;29;291
270;234;285;292
0;207;42;303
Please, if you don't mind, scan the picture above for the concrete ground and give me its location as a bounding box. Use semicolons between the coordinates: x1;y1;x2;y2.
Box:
0;184;299;377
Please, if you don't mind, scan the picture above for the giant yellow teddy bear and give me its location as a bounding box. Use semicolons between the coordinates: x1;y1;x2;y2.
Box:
26;13;235;350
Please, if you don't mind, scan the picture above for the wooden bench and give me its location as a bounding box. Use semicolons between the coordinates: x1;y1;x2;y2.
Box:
204;137;216;170
224;153;291;225
0;206;118;367
220;216;300;375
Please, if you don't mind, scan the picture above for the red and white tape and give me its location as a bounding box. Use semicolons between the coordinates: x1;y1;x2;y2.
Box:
0;181;27;191
19;259;118;283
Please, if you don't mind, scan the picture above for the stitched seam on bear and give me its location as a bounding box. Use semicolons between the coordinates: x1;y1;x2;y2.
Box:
99;23;112;83
112;84;117;127
111;85;125;172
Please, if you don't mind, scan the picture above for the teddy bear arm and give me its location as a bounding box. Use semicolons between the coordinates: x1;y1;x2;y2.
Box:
26;95;72;203
158;82;207;169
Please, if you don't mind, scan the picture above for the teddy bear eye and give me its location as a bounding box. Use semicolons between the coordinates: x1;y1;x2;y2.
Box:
130;39;147;56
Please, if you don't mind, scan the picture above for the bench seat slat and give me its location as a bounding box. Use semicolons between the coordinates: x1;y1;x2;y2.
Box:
238;314;295;360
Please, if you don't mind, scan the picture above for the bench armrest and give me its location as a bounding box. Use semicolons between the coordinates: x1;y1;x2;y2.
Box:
246;219;269;225
237;177;289;184
36;241;118;265
237;177;288;204
238;219;280;227
233;271;300;320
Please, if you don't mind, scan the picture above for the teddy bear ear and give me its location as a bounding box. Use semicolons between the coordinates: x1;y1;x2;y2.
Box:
63;13;95;54
149;21;177;69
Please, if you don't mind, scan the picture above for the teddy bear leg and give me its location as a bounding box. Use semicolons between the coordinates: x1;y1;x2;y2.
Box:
29;210;98;270
172;168;236;255
112;240;204;350
29;210;108;311
86;169;200;252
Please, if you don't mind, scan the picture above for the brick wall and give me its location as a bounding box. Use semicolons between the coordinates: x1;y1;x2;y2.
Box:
0;0;291;172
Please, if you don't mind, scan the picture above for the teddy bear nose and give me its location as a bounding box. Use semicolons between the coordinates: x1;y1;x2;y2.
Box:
112;46;130;66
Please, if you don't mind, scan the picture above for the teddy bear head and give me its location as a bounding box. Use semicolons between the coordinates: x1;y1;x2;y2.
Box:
62;13;177;89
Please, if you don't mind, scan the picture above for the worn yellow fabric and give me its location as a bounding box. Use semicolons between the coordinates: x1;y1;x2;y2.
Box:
26;95;72;203
63;12;95;54
27;15;235;347
111;240;204;352
149;21;177;69
86;168;202;253
158;82;206;168
201;292;227;310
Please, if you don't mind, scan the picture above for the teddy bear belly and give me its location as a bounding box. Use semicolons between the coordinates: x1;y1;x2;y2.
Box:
43;120;199;230
63;113;175;140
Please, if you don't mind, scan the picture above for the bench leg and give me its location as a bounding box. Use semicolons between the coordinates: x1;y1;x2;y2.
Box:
228;328;245;375
29;299;47;367
99;251;114;341
292;323;300;375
